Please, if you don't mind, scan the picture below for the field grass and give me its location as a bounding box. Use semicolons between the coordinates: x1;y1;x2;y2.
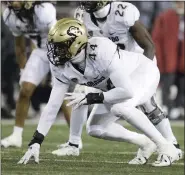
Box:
1;123;184;175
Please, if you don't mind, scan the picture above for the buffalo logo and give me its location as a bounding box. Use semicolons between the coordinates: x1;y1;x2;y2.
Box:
67;26;82;37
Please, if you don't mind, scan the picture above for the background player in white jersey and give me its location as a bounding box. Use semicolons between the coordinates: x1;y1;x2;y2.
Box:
1;1;71;148
18;18;179;167
56;1;182;163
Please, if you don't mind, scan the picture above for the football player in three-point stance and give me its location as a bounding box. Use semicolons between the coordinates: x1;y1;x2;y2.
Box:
18;18;179;167
55;1;182;164
1;1;71;148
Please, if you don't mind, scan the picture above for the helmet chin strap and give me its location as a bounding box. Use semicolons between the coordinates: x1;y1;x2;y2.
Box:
93;4;110;19
71;49;86;64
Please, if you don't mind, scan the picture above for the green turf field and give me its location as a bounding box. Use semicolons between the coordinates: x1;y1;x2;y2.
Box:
1;123;184;175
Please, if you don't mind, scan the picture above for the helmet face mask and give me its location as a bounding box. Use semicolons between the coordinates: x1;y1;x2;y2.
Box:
80;1;98;13
47;18;88;66
47;39;74;66
80;1;109;13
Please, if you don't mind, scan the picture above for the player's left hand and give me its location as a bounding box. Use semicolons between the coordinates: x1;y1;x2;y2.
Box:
64;92;87;109
17;143;40;165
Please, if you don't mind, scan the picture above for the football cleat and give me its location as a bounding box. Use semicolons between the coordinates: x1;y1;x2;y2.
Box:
52;144;80;156
128;155;148;165
1;134;22;148
152;143;179;167
152;154;172;167
57;140;83;150
177;148;183;160
129;139;157;165
174;144;183;160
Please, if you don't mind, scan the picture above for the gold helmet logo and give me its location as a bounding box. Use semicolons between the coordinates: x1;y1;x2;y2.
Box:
67;26;83;37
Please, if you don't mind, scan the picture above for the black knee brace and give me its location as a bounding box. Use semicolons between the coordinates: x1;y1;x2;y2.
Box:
146;107;167;125
139;96;167;125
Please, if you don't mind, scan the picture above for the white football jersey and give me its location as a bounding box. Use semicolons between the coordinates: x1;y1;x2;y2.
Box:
51;37;153;93
51;37;117;92
80;2;143;53
74;6;84;23
3;3;56;50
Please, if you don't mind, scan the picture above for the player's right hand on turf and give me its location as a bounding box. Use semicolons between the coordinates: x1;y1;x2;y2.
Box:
17;143;40;164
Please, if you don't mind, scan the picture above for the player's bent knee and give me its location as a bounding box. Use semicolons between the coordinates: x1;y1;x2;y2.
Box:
86;125;105;138
20;82;36;99
111;103;134;120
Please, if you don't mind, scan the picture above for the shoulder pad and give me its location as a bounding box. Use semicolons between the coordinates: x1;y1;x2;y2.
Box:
113;2;140;27
87;37;117;71
34;3;56;24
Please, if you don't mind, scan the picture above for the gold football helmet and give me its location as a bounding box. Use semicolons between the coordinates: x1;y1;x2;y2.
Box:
47;18;88;66
7;1;35;10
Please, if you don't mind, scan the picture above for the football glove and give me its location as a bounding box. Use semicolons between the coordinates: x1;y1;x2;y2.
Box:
65;92;87;109
17;143;40;164
65;92;104;109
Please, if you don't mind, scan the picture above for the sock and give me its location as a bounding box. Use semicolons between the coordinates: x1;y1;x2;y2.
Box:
13;126;23;137
69;142;79;148
69;105;88;145
114;106;167;146
156;118;177;144
96;122;150;148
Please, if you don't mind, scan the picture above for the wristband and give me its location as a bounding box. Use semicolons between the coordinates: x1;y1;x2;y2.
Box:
86;93;104;104
28;130;44;146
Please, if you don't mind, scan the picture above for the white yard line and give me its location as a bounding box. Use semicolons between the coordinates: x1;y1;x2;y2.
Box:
2;150;184;156
1;119;184;127
2;150;138;155
2;157;184;166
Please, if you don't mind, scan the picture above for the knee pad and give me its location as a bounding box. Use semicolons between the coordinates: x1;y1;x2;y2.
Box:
111;104;123;117
86;125;105;138
146;107;167;125
111;103;133;120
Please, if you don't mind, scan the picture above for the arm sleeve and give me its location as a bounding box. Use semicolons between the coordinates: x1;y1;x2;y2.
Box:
103;55;134;104
37;78;69;136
